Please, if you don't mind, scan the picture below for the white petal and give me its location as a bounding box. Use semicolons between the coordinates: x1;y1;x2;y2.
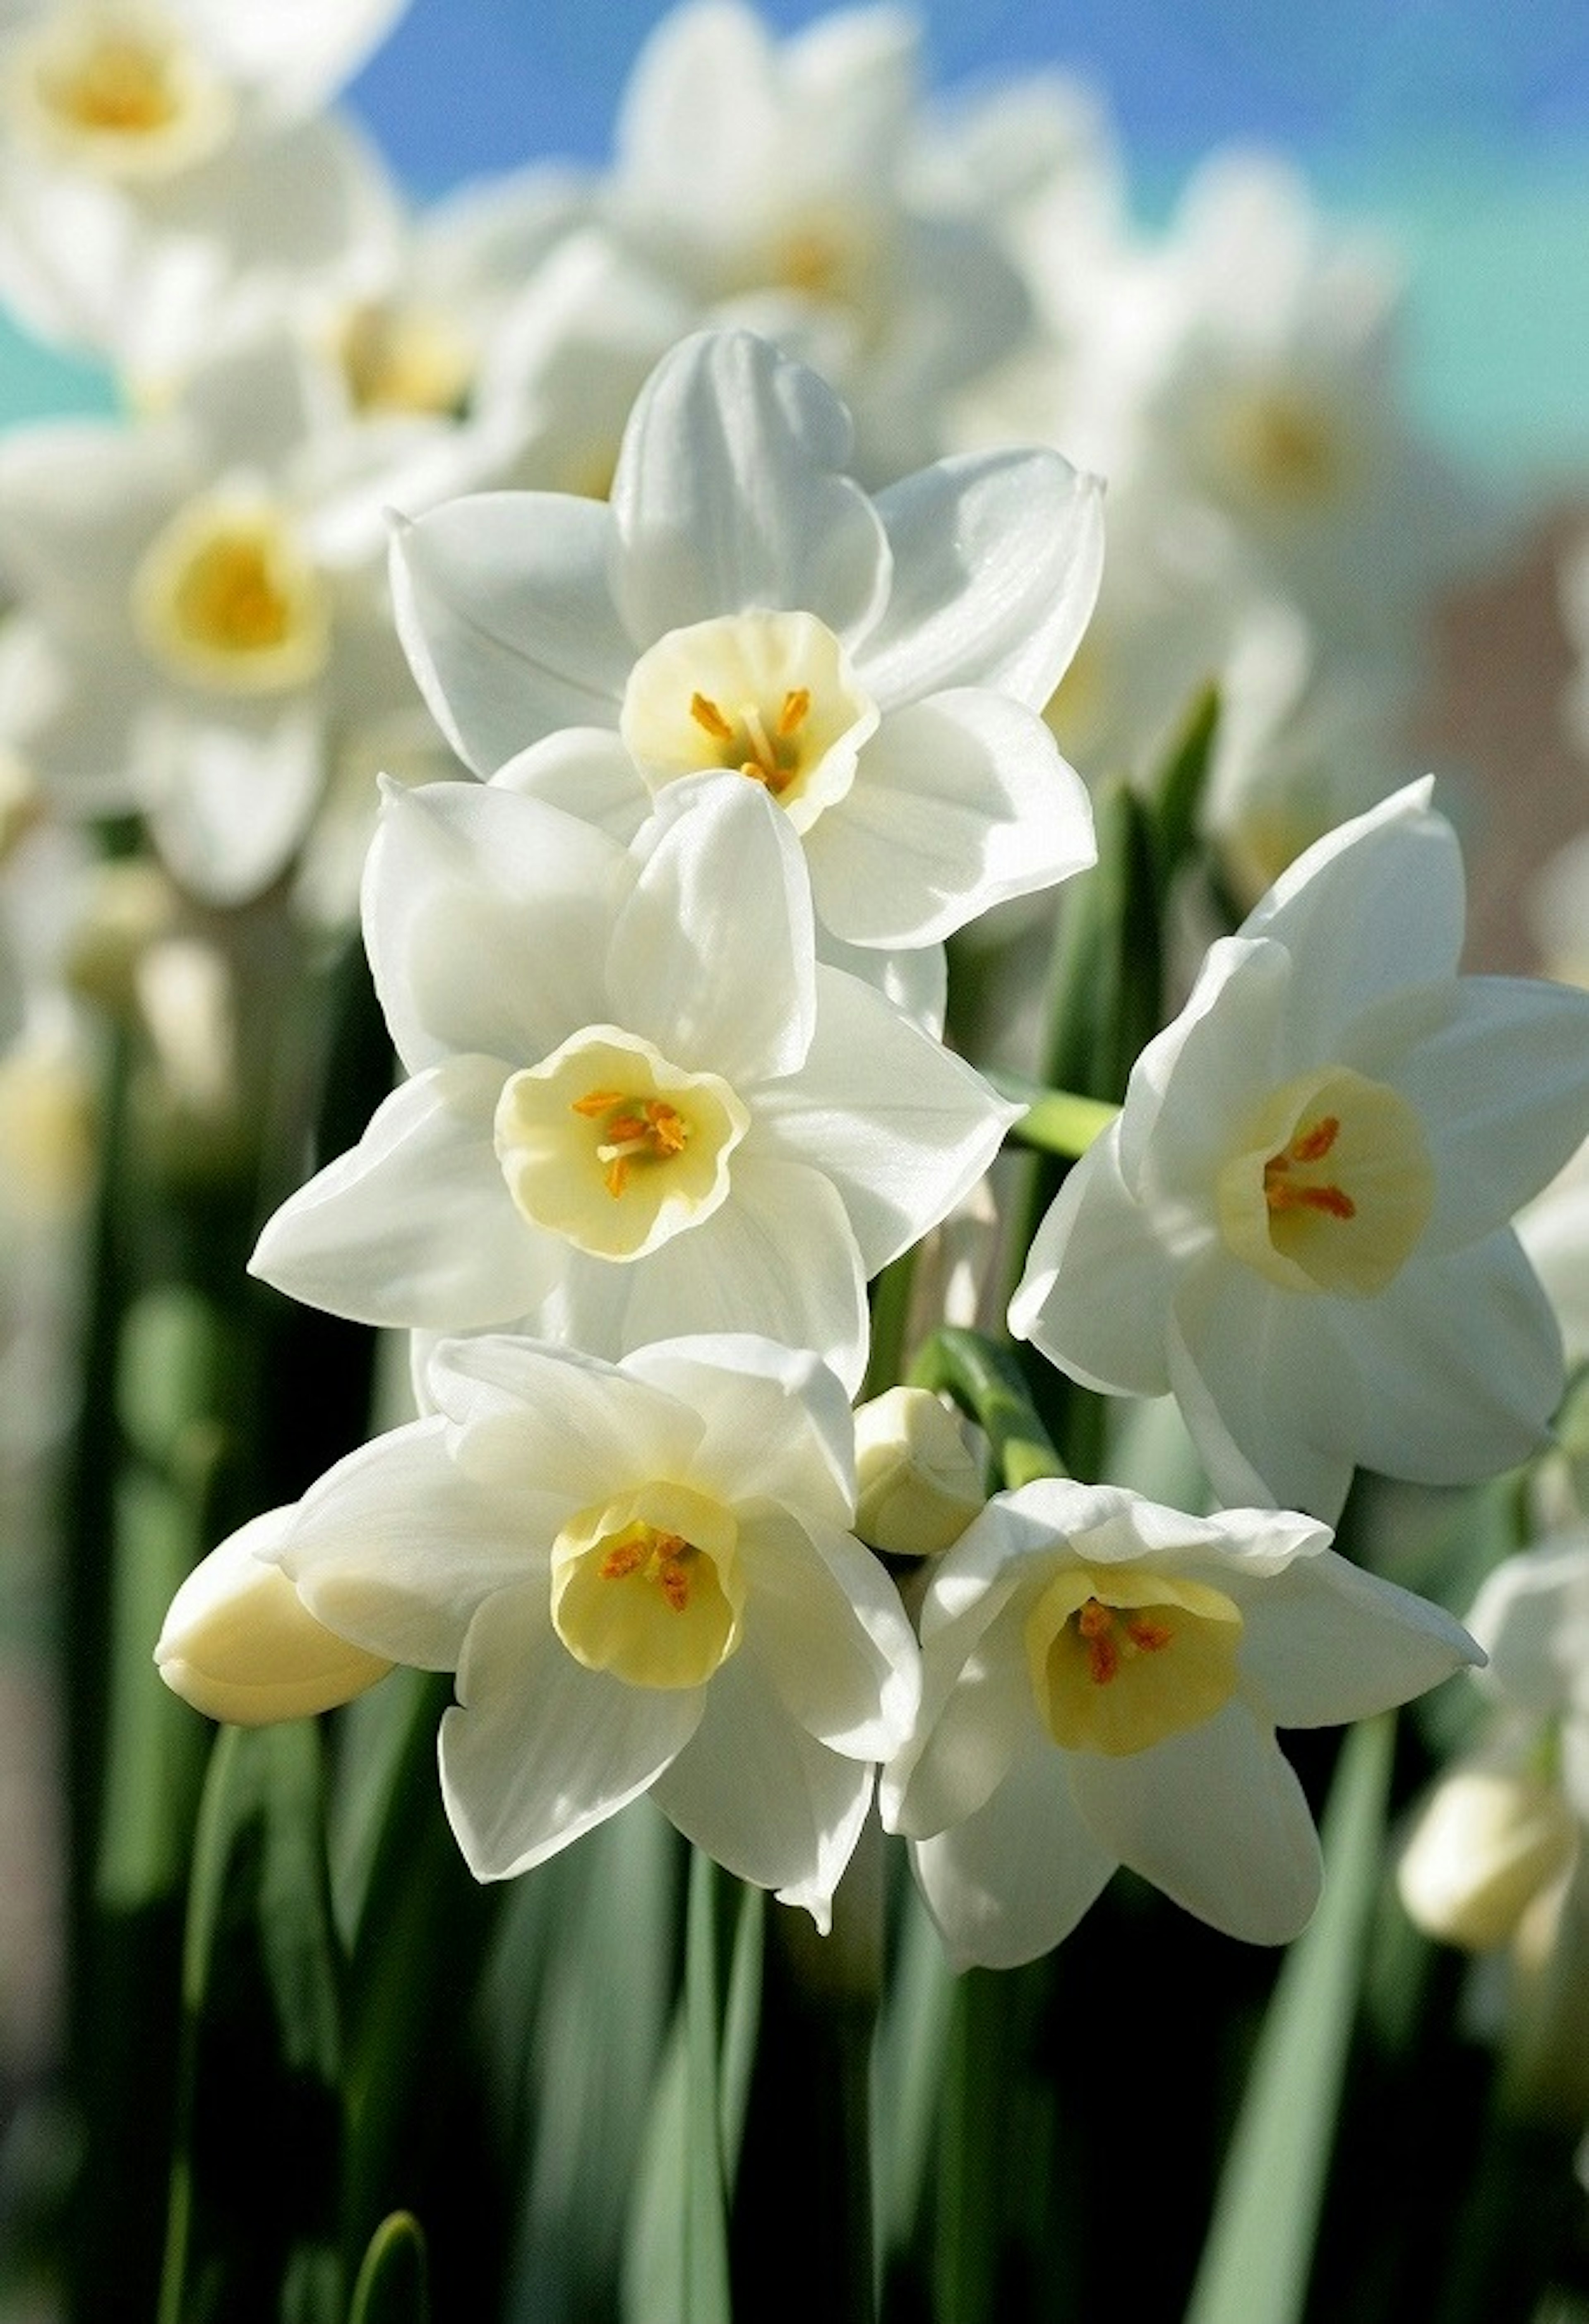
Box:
282;1418;557;1669
1068;1704;1323;1944
1349;1234;1564;1486
910;1743;1116;1970
610;774;815;1084
754;964;1015;1273
1349;976;1589;1252
249;1058;560;1330
1239;1544;1481;1728
648;1646;873;1928
859;452;1104;711
364;779;623;1073
818;928;946;1034
610;1156;870;1394
609;330;892;647
805;689;1095;946
887;1585;1044;1841
1010;1124;1181;1399
389;494;632;775
441;1584;704;1879
1167;1253;1361;1519
141;700;323;905
424;1334;702;1501
622;1335;855;1527
736;1508;919;1757
492;726;650;844
1238;780;1465;1058
190;0;409;114
0;418;190;625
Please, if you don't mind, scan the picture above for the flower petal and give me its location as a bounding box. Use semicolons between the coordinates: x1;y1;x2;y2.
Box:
1068;1702;1323;1944
1166;1252;1361;1519
1349;1233;1564;1487
389;493;632;774
1238;1543;1481;1728
141;699;323;906
441;1583;704;1879
648;1645;873;1928
282;1417;559;1669
805;688;1095;946
1238;779;1466;1059
754;964;1015;1274
1350;976;1589;1252
423;1334;702;1501
364;779;623;1073
909;1742;1116;1970
622;1334;855;1528
492;726;651;845
249;1058;560;1330
609;330;892;648
859;452;1104;711
736;1507;919;1758
609;774;815;1084
1010;1123;1181;1399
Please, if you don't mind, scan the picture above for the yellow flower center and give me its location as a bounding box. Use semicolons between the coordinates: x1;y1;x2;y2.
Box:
552;1482;743;1690
336;300;476;420
1025;1563;1243;1757
619;611;879;835
1217;1065;1433;1296
493;1027;748;1262
1220;387;1347;511
131;493;331;696
10;10;235;180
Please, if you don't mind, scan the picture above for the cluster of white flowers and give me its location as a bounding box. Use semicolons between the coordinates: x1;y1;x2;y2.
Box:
0;0;1583;1980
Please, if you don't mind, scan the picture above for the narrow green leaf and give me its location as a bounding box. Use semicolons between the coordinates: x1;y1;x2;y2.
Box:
684;1850;734;2324
1184;1714;1396;2324
347;2214;428;2324
1150;680;1221;889
874;1877;956;2268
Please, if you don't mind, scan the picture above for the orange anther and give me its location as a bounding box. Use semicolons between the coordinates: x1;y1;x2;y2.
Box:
571;1088;623;1118
778;687;811;736
691;692;734;741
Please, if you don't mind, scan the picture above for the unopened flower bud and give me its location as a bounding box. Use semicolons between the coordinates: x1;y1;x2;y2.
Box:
854;1386;984;1557
1397;1763;1578;1953
156;1508;391;1726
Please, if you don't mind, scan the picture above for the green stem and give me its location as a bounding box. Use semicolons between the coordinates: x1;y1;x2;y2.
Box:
909;1327;1066;1488
988;1072;1119;1161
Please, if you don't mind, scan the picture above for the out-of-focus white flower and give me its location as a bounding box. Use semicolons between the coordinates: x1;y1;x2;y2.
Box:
392;328;1099;973
853;1384;984;1556
1012;781;1589;1520
598;1;1032;478
1518;1134;1589;1372
156;1504;393;1725
1400;1532;1589;1956
251;771;1014;1394
0;320;425;903
883;1476;1476;1967
245;1331;919;1923
0;0;408;383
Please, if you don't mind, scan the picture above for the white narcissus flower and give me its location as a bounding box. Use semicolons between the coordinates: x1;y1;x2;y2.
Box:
257;1331;921;1924
882;1477;1479;1968
600;2;1033;478
251;770;1014;1393
1011;781;1589;1521
0;320;426;904
390;328;1099;967
0;0;407;382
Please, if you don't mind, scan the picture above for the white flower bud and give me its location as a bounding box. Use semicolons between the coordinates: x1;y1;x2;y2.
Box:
156;1509;391;1726
1397;1763;1578;1953
853;1386;984;1557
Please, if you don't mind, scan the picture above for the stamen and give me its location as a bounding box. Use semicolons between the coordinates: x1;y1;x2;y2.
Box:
690;692;734;742
1264;1115;1355;1221
583;1090;692;1200
570;1087;624;1118
777;687;811;737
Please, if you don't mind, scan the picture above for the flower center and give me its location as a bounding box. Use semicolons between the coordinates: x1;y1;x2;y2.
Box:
1025;1563;1243;1757
1217;1065;1433;1296
619;610;879;836
131;493;331;696
493;1026;748;1262
551;1482;743;1690
10;9;235;179
336;300;476;419
1221;387;1346;510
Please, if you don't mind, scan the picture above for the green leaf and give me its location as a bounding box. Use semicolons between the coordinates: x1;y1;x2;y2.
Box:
1149;681;1221;891
684;1851;735;2324
910;1326;1066;1488
1184;1715;1396;2324
347;2214;428;2324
